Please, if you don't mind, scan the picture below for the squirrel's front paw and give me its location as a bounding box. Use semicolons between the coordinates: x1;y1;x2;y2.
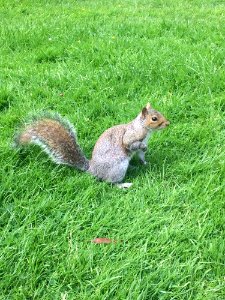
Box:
140;143;147;152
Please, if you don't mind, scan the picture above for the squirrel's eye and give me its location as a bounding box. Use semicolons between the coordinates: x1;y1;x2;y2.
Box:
152;116;158;121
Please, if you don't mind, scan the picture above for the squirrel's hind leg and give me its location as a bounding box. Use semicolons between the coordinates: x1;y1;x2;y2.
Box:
89;156;131;187
112;159;133;188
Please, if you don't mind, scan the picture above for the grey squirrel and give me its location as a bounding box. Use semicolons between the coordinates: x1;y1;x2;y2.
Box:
15;103;169;188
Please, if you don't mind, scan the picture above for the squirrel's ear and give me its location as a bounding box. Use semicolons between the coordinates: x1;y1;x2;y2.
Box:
146;102;151;110
141;107;148;118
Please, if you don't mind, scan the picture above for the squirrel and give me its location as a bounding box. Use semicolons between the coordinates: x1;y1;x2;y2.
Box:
14;103;169;188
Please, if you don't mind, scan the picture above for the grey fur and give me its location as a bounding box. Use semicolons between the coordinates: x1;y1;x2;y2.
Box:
15;105;169;185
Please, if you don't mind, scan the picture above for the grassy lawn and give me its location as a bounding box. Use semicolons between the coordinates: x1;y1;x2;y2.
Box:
0;0;224;299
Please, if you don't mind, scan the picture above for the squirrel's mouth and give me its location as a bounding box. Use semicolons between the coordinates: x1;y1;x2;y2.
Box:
158;121;170;129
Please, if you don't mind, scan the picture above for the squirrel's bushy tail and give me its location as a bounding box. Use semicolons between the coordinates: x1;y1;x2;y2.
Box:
14;113;89;171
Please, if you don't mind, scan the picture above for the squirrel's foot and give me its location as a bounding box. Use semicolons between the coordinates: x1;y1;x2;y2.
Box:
140;143;147;152
116;182;133;189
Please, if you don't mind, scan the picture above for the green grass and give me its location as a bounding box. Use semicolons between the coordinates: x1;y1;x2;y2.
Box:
0;0;225;299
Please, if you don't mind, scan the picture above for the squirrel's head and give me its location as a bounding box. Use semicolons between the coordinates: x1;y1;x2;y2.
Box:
141;102;170;130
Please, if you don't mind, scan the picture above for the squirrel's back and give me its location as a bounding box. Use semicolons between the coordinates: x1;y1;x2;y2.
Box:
91;124;127;159
15;113;89;171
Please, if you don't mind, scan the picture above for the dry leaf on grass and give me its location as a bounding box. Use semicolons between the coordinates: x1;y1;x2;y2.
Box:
91;238;116;244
